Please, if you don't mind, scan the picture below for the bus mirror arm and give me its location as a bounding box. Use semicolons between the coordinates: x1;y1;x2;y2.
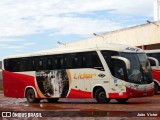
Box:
148;57;159;69
111;56;131;70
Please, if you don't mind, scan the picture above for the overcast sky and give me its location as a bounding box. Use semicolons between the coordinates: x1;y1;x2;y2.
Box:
0;0;154;60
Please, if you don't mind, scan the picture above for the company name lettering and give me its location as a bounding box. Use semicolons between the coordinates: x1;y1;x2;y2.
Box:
74;73;96;79
125;47;140;52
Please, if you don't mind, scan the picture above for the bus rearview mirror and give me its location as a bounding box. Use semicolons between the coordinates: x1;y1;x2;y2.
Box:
111;56;130;70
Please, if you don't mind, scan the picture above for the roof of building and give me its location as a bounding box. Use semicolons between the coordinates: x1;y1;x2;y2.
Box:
64;21;160;47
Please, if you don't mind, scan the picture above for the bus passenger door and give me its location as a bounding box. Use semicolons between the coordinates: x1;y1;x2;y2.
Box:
110;59;128;93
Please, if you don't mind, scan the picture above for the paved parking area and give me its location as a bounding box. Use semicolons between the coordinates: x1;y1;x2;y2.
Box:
0;93;160;119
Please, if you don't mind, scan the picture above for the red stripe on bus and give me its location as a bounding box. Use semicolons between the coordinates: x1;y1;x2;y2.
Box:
108;87;154;98
2;70;39;98
67;89;92;98
152;69;160;82
108;92;128;98
126;87;154;98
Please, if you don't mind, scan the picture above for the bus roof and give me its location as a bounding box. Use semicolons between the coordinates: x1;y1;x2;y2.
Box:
4;43;144;59
145;49;160;53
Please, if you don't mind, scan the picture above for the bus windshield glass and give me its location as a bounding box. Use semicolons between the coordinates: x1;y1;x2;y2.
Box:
121;53;153;84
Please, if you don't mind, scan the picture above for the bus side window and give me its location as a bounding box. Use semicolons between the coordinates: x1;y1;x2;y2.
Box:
36;57;44;70
32;58;36;71
11;59;19;72
79;52;90;68
4;59;10;71
66;55;72;69
70;54;80;68
55;56;64;69
46;56;53;70
148;59;156;66
148;53;160;66
4;59;7;70
63;56;68;69
16;59;21;72
101;51;119;75
23;58;35;71
90;52;103;69
6;59;13;72
19;59;24;71
150;53;160;64
146;53;151;57
22;58;27;71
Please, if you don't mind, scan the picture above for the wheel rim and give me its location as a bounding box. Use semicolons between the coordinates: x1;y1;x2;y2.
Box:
99;92;106;100
28;91;34;100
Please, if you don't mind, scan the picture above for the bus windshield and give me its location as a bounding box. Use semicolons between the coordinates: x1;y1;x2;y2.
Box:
121;53;153;84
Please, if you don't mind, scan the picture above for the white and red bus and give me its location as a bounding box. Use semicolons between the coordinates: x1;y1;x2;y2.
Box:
146;49;160;94
2;44;154;103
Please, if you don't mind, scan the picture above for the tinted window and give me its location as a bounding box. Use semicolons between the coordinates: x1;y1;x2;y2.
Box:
112;59;127;80
4;51;104;71
23;58;35;71
149;59;156;66
4;59;11;71
10;59;18;72
68;51;103;70
90;52;102;68
36;57;44;70
101;50;119;75
55;56;64;69
46;56;54;70
147;53;160;64
81;53;90;68
70;54;80;68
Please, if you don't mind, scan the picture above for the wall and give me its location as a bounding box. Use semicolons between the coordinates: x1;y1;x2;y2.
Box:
64;21;160;50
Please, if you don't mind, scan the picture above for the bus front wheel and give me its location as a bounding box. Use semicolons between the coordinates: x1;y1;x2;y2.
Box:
95;88;110;103
26;89;41;103
116;98;128;103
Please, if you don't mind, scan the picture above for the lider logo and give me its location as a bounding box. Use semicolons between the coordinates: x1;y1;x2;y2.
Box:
74;73;96;79
125;47;140;52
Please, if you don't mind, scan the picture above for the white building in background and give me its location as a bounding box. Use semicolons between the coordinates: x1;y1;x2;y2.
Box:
62;21;160;50
154;0;160;21
61;1;160;50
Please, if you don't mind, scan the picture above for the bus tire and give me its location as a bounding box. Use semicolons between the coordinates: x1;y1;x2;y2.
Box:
95;88;110;103
47;98;59;103
154;83;159;95
26;89;41;103
116;98;128;103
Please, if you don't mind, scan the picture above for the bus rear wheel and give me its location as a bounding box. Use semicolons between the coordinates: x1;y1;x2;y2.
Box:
95;88;110;103
26;89;41;103
116;98;128;103
47;98;59;103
